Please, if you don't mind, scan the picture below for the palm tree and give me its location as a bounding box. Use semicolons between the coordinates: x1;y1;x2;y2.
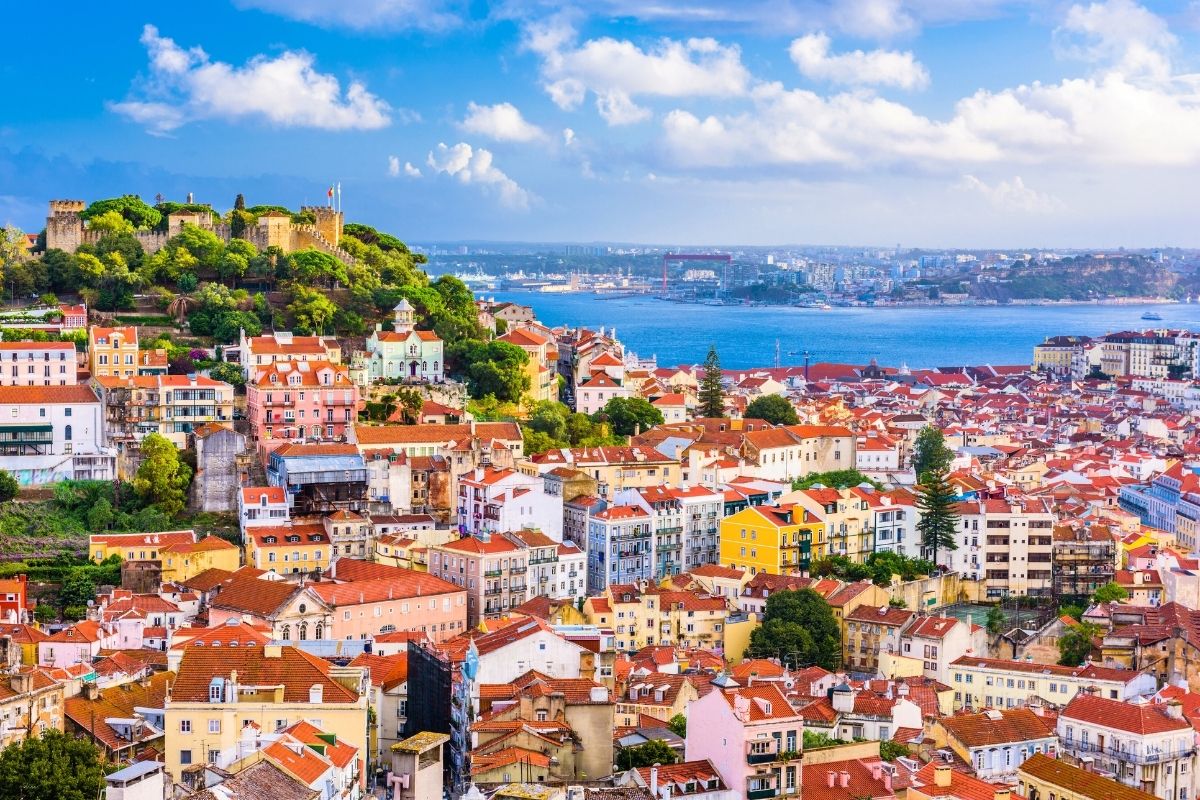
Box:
167;294;197;324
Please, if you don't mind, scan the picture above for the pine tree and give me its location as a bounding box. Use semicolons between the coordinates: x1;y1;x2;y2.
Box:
916;468;960;564
231;193;248;239
699;345;725;418
912;425;954;479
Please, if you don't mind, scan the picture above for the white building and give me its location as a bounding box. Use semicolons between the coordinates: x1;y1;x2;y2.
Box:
456;466;563;541
0;385;114;484
949;497;1056;598
238;486;291;531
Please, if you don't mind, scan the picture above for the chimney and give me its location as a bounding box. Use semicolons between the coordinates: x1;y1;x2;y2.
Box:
264;644;282;658
934;765;952;788
839;771;850;789
883;772;892;793
1165;701;1184;720
650;765;659;796
827;771;837;788
994;791;1011;800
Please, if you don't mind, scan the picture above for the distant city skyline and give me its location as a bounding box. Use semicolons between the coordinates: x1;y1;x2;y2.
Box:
5;1;1200;247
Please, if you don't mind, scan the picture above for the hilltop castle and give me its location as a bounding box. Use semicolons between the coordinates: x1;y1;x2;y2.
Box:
45;200;353;264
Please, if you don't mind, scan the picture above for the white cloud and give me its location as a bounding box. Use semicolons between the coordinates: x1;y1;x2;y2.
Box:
459;102;547;142
426;142;531;209
233;0;462;32
660;2;1200;172
388;156;421;178
110;25;391;133
831;0;916;38
958;175;1064;213
524;19;751;125
789;32;929;90
388;155;401;177
1055;0;1175;80
404;161;422;177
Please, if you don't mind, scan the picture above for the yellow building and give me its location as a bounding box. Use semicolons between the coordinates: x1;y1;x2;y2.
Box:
1018;753;1159;800
586;585;730;652
779;487;875;563
164;642;368;786
160;536;240;583
244;523;332;575
0;669;64;748
719;504;822;576
374;534;429;571
1033;336;1089;376
88;326;140;379
91;530;202;564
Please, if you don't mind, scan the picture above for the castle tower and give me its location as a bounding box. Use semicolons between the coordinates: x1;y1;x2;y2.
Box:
45;200;86;253
393;298;415;334
302;206;343;247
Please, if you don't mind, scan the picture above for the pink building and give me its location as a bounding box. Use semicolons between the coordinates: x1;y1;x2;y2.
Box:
38;620;121;668
245;359;359;455
428;534;529;626
314;559;467;643
685;682;806;799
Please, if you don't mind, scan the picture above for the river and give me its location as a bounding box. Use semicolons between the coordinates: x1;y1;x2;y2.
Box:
482;292;1200;370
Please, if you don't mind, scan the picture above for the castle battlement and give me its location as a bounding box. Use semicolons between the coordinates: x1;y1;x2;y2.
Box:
48;200;86;214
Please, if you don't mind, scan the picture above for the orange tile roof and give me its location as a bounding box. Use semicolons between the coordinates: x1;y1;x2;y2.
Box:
1061;693;1190;734
940;708;1055;748
172;644;359;704
1019;753;1158;800
309;573;461;606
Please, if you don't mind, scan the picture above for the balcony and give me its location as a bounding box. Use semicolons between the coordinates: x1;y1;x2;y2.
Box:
747;790;778;800
484;569;502;577
510;565;528;574
1064;742;1195;764
747;753;777;765
483;586;502;596
529;556;555;565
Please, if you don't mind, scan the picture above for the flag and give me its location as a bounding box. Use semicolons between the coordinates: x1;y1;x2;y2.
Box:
327;186;334;198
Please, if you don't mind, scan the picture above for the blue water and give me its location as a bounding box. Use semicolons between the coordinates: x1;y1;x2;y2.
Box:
486;292;1200;370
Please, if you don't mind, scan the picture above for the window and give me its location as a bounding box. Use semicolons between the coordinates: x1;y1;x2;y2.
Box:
180;750;192;765
180;720;192;733
208;719;221;734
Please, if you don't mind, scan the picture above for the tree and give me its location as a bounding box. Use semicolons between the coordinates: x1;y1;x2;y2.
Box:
915;469;960;563
745;394;799;425
209;361;246;389
986;605;1006;636
616;739;678;770
792;469;882;491
597;396;663;436
455;341;530;402
912;425;954;479
86;210;135;235
698;346;725;418
0;729;107;800
747;588;841;670
287;286;338;335
230;193;251;239
1092;581;1128;605
1058;621;1102;666
0;470;18;503
879;740;910;762
81;194;162;229
58;568;96;610
131;433;192;517
667;713;687;739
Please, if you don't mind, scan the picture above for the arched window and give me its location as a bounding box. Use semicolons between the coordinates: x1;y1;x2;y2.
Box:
298;622;308;641
281;624;291;640
314;622;323;639
64;424;72;441
311;425;321;438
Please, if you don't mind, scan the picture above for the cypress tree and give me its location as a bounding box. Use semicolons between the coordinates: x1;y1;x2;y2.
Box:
231;193;248;239
699;345;724;418
916;468;960;564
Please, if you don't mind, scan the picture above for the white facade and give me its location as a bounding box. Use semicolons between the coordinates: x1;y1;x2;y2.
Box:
0;386;115;484
456;467;563;541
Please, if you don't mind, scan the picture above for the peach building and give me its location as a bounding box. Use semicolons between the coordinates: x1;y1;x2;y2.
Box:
314;559;467;643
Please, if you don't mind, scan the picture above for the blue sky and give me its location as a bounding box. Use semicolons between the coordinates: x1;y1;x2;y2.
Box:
5;0;1200;247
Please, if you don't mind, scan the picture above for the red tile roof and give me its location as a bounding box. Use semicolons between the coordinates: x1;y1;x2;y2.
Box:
172;643;359;704
1061;693;1190;734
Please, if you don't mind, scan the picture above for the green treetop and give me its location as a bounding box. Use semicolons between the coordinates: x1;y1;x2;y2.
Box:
915;468;960;563
699;345;725;418
744;394;799;425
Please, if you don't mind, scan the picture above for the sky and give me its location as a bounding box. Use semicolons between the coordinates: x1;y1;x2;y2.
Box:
4;0;1200;248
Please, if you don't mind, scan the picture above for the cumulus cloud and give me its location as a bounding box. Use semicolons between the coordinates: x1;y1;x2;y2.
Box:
660;2;1200;172
789;32;929;90
388;156;421;178
233;0;462;32
1054;0;1175;80
426;142;531;209
831;0;916;38
958;175;1064;212
404;161;422;177
459;102;547;142
110;25;391;134
524;17;751;125
388;156;401;177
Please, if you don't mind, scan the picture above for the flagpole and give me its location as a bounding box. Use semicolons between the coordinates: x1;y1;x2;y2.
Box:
337;182;342;213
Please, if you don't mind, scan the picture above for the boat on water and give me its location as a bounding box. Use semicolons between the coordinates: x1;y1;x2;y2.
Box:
1142;311;1164;320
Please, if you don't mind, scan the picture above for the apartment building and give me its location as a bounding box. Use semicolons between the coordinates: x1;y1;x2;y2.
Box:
0;670;65;748
93;374;235;447
785;487;877;562
719;504;822;576
899;615;984;684
0;384;114;484
245;360;359;453
163;642;368;786
311;561;466;643
949;656;1157;711
239;486;291;530
1058;693;1196;800
245;522;333;575
504;528;586;607
455;466;563;541
236;330;342;377
949;497;1056;598
1053;523;1119;598
528;445;681;497
934;708;1057;783
616;485;725;573
427;533;528;625
843;605;914;673
589;584;730;653
1018;753;1162;800
587;505;654;593
685;683;805;799
0;341;76;386
88;325;138;378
